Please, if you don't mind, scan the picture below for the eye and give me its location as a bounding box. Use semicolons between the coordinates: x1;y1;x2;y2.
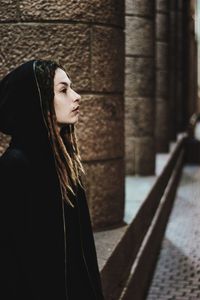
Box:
61;88;67;93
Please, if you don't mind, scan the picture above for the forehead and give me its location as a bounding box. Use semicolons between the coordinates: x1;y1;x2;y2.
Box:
54;68;71;85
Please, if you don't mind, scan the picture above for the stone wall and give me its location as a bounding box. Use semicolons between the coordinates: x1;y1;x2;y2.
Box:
125;0;156;175
155;0;170;152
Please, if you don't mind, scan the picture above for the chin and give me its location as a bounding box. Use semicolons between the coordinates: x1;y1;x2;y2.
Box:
71;115;79;124
67;118;79;125
72;119;79;124
59;116;79;125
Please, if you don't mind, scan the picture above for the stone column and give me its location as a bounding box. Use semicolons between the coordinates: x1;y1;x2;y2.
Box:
125;0;156;175
155;0;170;152
184;0;198;123
169;0;178;140
0;0;125;231
196;0;200;112
176;0;185;133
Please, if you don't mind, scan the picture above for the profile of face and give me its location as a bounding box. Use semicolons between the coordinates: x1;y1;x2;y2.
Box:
53;68;81;128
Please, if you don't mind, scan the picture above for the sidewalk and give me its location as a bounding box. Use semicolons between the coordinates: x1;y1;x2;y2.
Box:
146;164;200;300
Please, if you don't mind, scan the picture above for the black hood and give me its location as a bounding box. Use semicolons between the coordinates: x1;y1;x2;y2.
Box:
0;60;69;298
0;59;53;157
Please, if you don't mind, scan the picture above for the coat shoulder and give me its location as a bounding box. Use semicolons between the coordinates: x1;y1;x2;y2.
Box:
0;147;30;170
0;147;30;199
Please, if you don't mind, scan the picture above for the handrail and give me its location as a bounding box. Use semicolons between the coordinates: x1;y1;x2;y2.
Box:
101;133;187;300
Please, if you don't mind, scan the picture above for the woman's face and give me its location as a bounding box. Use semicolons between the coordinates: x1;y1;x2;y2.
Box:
53;68;81;127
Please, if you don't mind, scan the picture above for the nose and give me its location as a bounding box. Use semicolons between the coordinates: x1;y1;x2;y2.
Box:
74;91;81;104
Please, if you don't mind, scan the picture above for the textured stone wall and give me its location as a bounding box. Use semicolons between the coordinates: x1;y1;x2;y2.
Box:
185;0;198;122
0;0;125;230
155;0;170;152
125;0;156;175
176;0;185;133
169;0;178;140
169;0;191;139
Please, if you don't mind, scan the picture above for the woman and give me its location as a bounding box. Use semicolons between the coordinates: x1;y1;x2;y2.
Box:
0;59;105;300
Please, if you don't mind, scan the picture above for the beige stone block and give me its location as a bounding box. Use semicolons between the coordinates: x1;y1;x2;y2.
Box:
125;136;135;174
177;0;184;11
169;10;176;32
0;0;18;21
156;70;169;97
134;137;156;175
76;94;124;161
125;97;155;137
156;0;169;13
91;26;124;93
126;16;154;56
155;97;170;152
156;12;169;41
0;24;91;90
19;0;124;27
155;98;170;139
125;57;155;97
126;0;154;16
156;42;168;70
177;13;184;47
82;158;125;230
170;1;176;12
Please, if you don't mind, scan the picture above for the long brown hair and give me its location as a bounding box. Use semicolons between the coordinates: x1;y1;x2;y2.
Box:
34;59;85;208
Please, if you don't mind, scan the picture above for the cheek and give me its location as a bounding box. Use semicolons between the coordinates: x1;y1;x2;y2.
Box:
54;96;71;119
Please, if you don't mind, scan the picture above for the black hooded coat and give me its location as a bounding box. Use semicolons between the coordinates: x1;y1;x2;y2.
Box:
0;60;104;300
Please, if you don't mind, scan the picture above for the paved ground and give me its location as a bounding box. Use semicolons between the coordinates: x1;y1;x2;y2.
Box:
146;164;200;300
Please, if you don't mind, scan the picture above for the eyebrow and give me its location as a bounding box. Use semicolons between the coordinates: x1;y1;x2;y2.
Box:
57;81;72;87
